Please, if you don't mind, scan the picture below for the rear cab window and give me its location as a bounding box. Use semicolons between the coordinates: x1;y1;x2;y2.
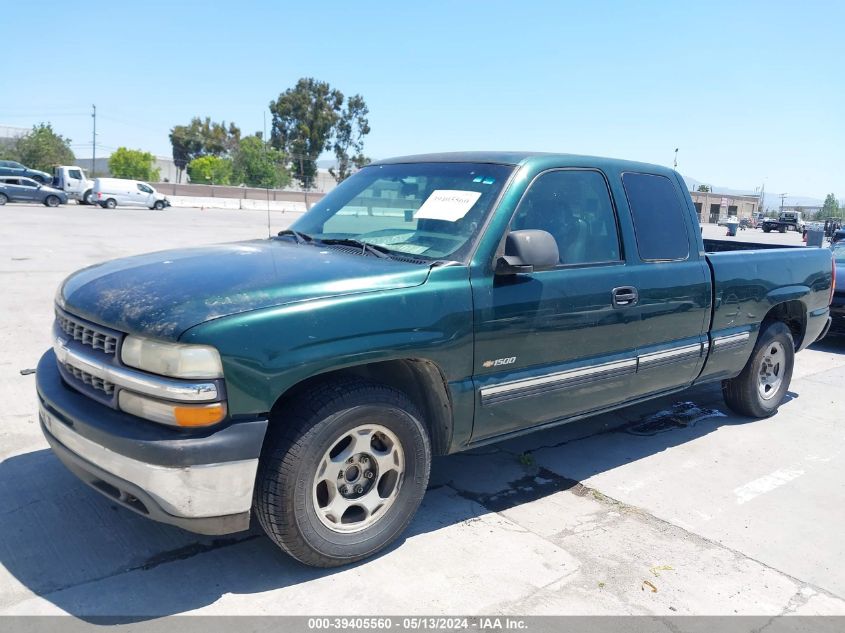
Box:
621;172;690;261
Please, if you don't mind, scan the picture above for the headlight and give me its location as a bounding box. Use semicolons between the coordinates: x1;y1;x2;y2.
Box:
119;391;227;427
121;336;223;379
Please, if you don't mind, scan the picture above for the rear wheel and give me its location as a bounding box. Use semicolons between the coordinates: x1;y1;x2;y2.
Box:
722;321;794;418
0;193;7;205
44;195;60;207
104;198;117;209
255;378;431;567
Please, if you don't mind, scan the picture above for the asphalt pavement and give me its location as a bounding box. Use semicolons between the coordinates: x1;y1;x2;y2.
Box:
1;203;842;618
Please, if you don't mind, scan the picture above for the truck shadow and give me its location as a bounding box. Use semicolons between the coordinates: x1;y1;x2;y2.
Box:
0;382;768;620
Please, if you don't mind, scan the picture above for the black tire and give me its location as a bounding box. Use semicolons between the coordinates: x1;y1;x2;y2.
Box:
0;193;7;205
779;226;786;233
104;198;117;209
254;378;431;567
44;195;60;207
153;200;165;210
763;227;771;233
722;321;795;418
82;190;93;205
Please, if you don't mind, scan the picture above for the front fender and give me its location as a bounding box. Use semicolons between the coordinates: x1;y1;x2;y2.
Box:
179;266;474;417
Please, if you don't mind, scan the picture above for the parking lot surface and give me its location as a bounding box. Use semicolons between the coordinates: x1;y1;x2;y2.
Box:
1;203;843;617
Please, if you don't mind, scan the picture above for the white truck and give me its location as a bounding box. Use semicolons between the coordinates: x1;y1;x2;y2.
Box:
53;166;95;205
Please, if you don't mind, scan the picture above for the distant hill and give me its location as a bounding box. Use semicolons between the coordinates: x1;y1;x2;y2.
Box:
682;176;822;211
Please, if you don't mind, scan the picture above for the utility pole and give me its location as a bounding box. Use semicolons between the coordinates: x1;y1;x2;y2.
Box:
779;193;788;215
91;105;97;177
673;148;678;170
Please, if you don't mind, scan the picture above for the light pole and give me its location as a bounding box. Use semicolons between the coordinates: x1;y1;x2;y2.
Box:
673;148;678;170
91;104;96;177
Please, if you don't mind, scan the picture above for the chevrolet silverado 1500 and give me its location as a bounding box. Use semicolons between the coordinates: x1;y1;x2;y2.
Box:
37;152;834;567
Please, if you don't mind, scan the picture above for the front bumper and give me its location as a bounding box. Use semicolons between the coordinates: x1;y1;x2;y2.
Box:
36;350;268;535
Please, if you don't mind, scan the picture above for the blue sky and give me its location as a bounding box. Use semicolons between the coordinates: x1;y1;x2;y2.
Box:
2;0;842;203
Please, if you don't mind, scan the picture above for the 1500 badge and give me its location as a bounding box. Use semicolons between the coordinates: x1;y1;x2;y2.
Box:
482;356;516;368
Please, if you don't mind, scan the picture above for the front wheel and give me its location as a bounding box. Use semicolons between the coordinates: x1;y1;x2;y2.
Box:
254;378;431;567
153;200;165;210
0;193;7;205
722;322;795;418
82;190;93;205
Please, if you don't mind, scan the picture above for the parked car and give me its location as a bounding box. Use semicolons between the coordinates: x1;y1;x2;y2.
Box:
830;242;845;336
0;176;68;206
93;177;170;209
53;166;95;204
0;159;52;184
831;229;845;245
37;152;833;568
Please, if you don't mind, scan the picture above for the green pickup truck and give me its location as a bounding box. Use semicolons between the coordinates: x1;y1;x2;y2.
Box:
37;152;834;567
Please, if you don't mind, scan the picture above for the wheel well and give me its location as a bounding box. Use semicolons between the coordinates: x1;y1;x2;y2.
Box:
762;300;805;348
269;359;454;456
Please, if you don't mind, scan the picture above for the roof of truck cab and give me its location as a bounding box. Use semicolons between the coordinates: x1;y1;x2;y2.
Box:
370;151;677;175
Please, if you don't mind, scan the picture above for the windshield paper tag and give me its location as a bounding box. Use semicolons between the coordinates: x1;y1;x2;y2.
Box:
414;190;482;222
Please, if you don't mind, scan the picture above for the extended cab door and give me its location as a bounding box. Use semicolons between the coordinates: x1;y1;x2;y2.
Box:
614;171;712;397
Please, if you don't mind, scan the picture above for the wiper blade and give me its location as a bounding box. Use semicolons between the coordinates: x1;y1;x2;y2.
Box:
276;229;313;244
317;238;392;259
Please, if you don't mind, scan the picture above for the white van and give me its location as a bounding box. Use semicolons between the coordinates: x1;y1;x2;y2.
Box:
93;178;170;210
54;166;95;204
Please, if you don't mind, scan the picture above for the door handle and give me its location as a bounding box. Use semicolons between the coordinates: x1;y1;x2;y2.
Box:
612;286;639;308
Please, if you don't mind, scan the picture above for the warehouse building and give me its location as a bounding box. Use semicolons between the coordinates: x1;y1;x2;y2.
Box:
689;191;760;224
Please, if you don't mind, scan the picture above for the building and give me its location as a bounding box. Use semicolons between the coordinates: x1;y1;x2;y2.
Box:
690;190;760;224
0;124;30;149
75;156;181;182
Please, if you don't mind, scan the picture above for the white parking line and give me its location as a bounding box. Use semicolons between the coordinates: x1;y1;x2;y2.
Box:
733;468;805;505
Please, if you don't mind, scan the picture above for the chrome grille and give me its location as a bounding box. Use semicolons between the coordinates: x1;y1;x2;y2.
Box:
56;311;118;354
62;362;116;396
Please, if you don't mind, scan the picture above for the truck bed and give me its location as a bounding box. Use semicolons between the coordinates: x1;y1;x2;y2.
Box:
703;238;802;252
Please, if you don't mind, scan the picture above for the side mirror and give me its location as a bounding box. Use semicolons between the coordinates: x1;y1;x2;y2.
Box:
496;229;559;275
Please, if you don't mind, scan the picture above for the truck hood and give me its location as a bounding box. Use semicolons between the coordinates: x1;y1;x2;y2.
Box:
58;239;432;339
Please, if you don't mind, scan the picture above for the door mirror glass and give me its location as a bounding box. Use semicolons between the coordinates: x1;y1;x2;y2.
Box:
496;229;560;275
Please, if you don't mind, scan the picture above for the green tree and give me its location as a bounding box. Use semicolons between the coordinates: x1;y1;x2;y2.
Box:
822;193;839;217
109;147;160;181
232;135;290;188
187;155;233;185
330;94;371;182
170;118;241;182
697;184;711;192
4;123;75;172
269;77;343;189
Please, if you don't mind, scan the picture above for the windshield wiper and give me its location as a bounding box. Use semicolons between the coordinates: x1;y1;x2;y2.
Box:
317;237;392;259
276;229;314;244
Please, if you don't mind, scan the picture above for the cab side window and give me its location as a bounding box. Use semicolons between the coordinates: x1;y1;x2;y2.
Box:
621;172;690;261
137;183;152;194
511;169;621;265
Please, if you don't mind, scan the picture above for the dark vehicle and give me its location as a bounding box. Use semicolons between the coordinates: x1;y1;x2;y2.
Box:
831;229;845;246
0;176;68;206
36;152;834;568
0;159;52;184
762;211;805;233
831;242;845;335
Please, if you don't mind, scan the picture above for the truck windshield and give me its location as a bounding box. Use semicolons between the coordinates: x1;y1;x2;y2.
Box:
290;162;513;262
